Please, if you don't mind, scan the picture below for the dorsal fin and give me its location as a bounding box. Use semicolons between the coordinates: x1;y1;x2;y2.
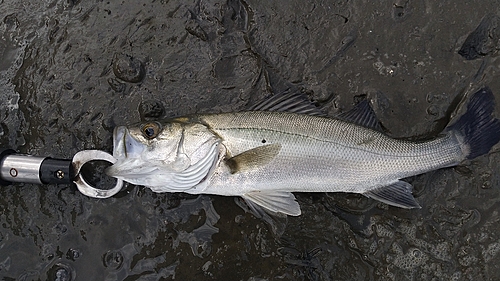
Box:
249;91;326;116
249;90;384;131
336;99;384;132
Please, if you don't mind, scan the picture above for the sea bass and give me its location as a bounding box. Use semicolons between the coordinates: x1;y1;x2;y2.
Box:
106;87;500;216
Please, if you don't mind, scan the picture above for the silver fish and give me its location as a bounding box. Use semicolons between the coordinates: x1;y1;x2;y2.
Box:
106;87;500;216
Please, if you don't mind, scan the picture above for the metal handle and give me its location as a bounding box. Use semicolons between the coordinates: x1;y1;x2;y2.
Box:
0;148;15;185
0;148;74;185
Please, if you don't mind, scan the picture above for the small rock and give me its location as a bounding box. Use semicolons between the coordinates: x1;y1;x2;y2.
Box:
459;14;500;60
47;263;74;281
107;77;126;92
139;100;165;119
103;250;124;270
112;53;145;83
185;19;208;41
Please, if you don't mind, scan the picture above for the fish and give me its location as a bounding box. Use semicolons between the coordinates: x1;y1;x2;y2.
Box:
106;87;500;216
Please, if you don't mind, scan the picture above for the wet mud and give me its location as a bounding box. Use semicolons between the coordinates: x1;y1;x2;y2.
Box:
1;1;500;280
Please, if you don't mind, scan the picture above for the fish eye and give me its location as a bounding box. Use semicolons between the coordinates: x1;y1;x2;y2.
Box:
141;122;161;139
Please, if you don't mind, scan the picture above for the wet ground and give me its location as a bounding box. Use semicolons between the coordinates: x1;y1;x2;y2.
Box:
1;0;500;280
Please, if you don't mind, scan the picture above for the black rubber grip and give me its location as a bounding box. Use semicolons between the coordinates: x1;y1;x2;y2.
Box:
39;158;74;184
0;148;16;186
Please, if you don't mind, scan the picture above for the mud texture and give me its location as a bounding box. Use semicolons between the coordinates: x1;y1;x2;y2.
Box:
1;1;500;280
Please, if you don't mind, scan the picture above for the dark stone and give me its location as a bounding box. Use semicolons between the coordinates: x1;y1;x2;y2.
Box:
139;100;165;119
112;53;146;83
459;14;500;60
107;77;125;92
185;19;208;41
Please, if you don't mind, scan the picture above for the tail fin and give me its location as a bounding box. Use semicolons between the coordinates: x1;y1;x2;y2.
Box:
447;87;500;159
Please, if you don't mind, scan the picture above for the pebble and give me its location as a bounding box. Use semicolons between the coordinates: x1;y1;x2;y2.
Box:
112;53;145;83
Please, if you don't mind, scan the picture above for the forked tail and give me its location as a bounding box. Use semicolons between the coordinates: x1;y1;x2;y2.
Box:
447;87;500;159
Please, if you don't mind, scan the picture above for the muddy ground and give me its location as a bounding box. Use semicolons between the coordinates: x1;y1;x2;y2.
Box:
1;1;500;280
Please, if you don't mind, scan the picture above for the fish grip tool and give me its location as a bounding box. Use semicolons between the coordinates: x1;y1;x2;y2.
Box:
0;148;123;198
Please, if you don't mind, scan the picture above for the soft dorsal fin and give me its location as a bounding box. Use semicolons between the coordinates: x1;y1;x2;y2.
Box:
336;99;384;132
249;91;326;116
226;144;281;174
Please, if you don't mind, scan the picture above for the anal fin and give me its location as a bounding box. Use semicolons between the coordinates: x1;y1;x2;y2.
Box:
242;191;301;216
364;181;421;209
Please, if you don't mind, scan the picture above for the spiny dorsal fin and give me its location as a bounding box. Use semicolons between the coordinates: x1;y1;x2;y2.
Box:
336;99;384;132
364;181;421;209
226;143;281;174
249;92;326;116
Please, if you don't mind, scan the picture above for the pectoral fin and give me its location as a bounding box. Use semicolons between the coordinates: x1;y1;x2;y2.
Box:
364;181;421;209
226;144;281;174
242;191;301;216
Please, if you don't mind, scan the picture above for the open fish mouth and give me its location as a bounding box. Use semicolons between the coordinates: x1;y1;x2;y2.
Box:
112;126;137;159
106;126;150;178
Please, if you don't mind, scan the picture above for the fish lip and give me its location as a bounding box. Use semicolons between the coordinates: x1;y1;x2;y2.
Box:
108;125;150;178
112;126;129;159
106;126;128;178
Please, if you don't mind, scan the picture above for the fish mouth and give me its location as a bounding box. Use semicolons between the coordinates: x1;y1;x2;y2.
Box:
106;126;148;179
111;126;146;159
111;126;129;159
106;159;157;180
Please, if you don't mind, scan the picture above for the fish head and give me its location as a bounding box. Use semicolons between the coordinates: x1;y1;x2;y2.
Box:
106;119;221;191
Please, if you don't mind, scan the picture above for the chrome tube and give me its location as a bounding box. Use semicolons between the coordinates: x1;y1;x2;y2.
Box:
0;155;47;184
